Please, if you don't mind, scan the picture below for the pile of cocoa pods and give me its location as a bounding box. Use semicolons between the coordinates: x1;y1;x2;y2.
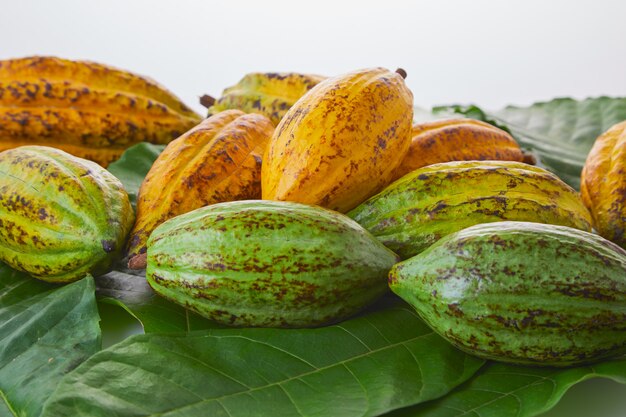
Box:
1;56;625;367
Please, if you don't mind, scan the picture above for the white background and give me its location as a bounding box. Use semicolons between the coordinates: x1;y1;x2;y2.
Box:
3;0;626;114
3;1;626;416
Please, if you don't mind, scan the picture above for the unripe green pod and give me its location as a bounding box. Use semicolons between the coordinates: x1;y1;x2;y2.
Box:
390;221;626;366
146;200;399;327
0;146;134;282
348;161;592;259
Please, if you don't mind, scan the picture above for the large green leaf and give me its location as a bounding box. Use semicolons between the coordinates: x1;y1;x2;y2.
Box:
0;264;100;417
107;142;164;206
96;265;221;333
390;358;626;417
433;97;626;189
41;301;484;417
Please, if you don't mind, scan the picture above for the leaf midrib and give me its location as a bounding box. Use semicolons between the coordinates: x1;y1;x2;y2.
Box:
153;329;436;417
0;283;82;367
0;389;18;417
444;366;606;417
77;309;444;417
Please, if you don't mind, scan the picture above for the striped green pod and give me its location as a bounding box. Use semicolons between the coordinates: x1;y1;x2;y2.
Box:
389;221;626;366
146;200;399;328
0;146;134;283
348;161;593;259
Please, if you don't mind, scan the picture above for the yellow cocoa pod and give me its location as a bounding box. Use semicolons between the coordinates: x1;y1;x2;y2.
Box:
0;56;201;167
581;120;626;248
205;72;326;125
127;110;274;267
392;118;527;180
262;67;413;213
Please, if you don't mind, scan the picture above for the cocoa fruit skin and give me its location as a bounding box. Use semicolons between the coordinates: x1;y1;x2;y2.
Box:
0;56;201;167
581;120;626;248
349;160;592;259
390;221;626;367
0;146;133;282
262;67;414;213
126;110;274;265
146;200;399;327
392;118;525;180
206;72;325;125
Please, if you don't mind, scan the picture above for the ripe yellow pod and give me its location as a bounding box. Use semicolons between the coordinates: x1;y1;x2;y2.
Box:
392;118;527;180
0;56;201;167
262;67;413;213
127;110;274;267
205;72;326;125
581;120;626;248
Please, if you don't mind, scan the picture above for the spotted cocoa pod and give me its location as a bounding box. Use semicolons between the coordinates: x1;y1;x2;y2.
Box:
262;67;413;213
390;221;626;366
581;120;626;248
146;200;399;327
349;161;592;259
0;146;133;282
0;56;201;167
127;110;274;268
392;118;528;180
204;72;326;125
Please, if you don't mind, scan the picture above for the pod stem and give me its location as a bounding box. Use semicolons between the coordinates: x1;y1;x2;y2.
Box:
395;68;407;79
199;94;216;109
128;253;148;270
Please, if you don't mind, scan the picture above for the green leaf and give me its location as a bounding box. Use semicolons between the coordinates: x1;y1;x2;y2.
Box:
389;358;626;417
435;97;626;189
41;302;484;417
96;265;221;333
107;142;163;206
431;104;513;135
0;264;100;417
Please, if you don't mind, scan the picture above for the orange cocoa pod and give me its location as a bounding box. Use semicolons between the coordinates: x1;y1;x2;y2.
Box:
392;118;527;180
0;56;201;167
127;110;274;267
581;120;626;248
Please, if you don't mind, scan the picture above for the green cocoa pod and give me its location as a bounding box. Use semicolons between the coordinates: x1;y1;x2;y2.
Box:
348;161;592;259
389;221;626;366
0;146;134;283
146;200;399;327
